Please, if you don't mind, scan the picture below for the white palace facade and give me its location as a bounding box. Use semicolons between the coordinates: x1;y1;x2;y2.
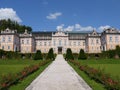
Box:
0;28;120;54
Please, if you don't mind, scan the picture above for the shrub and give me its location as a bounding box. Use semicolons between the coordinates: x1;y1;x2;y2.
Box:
78;49;87;60
34;50;43;60
46;48;55;60
65;48;74;60
0;49;4;59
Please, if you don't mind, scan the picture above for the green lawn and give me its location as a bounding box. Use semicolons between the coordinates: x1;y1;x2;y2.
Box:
68;62;106;90
69;59;120;90
0;59;52;89
78;59;120;79
0;59;41;78
9;62;51;90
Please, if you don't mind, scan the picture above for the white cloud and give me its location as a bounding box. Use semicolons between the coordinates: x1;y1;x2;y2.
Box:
0;8;22;23
98;25;111;32
56;24;64;30
56;24;94;31
46;12;62;20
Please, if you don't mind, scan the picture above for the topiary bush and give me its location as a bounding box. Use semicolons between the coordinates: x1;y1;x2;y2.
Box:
34;50;43;60
65;48;74;60
46;48;55;60
78;49;87;60
0;49;4;59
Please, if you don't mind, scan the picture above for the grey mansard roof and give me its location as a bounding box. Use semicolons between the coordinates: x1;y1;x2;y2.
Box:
31;30;93;40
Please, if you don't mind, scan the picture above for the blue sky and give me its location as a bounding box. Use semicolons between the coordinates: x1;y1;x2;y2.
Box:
0;0;120;32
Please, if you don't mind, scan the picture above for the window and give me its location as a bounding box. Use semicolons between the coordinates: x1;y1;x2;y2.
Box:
22;40;24;44
83;42;85;46
64;40;66;46
27;39;29;44
74;42;76;46
2;37;5;42
109;36;112;42
59;40;61;46
91;39;94;45
8;46;10;49
54;40;56;46
115;36;118;42
40;42;42;46
78;42;80;46
2;46;4;49
96;39;99;44
44;42;47;46
49;42;51;46
8;36;11;42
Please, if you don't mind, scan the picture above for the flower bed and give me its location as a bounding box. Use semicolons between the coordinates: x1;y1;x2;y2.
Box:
0;60;51;90
69;60;120;90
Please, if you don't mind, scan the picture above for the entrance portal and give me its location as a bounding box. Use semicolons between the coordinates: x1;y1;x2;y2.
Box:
58;47;62;54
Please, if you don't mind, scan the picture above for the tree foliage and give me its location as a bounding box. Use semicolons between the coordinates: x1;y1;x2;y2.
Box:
78;49;87;60
0;19;32;33
65;48;74;60
34;50;43;60
46;48;55;60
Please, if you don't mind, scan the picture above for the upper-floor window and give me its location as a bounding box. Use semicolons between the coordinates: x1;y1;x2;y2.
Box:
2;37;5;42
91;39;94;45
59;40;62;46
2;46;4;49
22;40;24;44
96;39;99;44
8;36;11;42
27;39;29;44
44;42;47;46
74;42;76;46
54;40;56;46
115;36;118;42
8;46;10;49
109;36;112;42
40;42;42;46
83;42;85;46
64;40;66;46
49;42;51;46
78;42;80;46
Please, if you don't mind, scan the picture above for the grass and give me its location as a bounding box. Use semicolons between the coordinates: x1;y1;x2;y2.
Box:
78;59;120;79
9;62;52;90
68;62;106;90
69;59;120;90
0;59;41;76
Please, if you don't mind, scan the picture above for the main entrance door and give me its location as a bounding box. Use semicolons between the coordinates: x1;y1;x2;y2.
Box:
58;47;62;54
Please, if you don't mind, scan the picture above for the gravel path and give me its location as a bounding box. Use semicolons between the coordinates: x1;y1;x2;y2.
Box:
26;55;92;90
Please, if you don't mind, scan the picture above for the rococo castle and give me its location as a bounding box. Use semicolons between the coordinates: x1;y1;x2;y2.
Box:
0;28;120;54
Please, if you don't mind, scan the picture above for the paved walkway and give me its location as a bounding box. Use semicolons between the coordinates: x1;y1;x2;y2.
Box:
26;55;92;90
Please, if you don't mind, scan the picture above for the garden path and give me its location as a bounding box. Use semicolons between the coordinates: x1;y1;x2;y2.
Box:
26;54;92;90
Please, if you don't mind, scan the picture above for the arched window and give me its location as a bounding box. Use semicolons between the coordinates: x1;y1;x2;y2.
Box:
59;40;61;46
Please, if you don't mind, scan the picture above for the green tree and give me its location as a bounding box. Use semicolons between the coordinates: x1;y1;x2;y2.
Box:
34;50;43;60
65;48;74;60
46;48;55;60
78;49;87;60
0;19;32;33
